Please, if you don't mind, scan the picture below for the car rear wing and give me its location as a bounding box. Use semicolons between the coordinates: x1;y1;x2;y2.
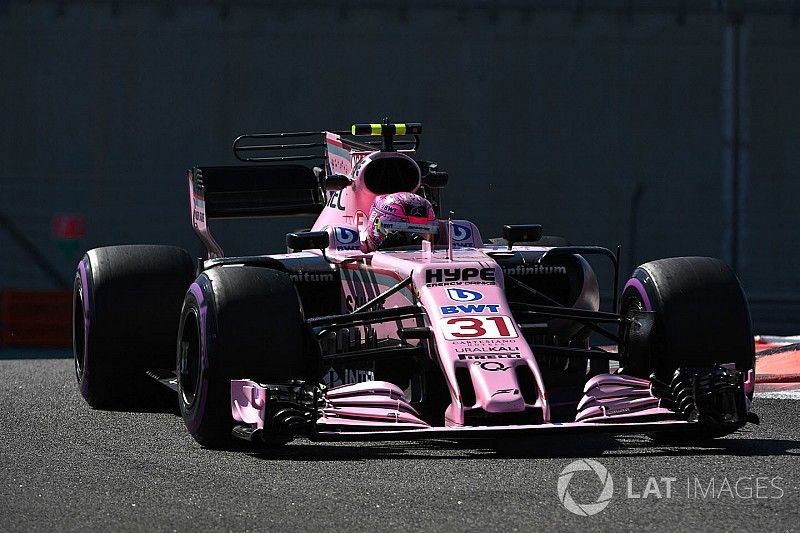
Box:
188;164;325;259
190;123;432;259
231;124;421;163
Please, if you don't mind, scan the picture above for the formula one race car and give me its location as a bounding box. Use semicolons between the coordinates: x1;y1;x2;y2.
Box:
73;122;758;447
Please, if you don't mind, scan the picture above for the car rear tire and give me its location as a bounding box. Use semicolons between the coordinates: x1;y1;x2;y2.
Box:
74;245;195;408
177;266;309;448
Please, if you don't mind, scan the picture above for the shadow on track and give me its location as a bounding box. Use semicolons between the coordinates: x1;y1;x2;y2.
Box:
85;384;182;415
242;433;800;462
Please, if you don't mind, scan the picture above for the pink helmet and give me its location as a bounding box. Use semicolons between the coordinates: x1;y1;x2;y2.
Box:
361;192;438;251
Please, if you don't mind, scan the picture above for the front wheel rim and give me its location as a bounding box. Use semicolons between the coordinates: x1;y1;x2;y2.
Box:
73;284;86;383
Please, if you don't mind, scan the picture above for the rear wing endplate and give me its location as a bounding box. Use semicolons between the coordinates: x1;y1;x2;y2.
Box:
188;165;325;259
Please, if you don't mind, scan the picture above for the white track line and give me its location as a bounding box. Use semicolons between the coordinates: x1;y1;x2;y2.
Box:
756;335;800;344
755;390;800;400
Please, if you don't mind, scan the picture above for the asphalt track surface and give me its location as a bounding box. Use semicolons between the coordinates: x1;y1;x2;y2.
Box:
2;358;800;532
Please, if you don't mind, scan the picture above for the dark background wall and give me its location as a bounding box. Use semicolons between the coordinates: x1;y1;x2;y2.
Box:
1;1;798;332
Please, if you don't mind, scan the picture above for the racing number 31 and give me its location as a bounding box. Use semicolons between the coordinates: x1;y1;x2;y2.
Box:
441;315;518;340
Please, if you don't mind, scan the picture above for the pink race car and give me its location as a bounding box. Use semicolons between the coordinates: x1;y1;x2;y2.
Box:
73;122;758;448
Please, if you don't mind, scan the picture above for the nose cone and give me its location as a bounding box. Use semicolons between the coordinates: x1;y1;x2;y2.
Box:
469;362;526;413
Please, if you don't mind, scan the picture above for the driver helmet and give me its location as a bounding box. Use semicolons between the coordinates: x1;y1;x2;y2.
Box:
361;192;438;251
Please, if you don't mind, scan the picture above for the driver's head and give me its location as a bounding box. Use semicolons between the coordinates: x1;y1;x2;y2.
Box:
361;192;438;252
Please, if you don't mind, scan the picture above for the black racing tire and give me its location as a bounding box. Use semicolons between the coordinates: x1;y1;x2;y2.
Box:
620;256;754;379
177;266;309;448
74;245;195;408
620;257;754;441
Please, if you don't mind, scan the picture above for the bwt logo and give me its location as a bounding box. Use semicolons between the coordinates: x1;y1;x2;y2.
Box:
441;304;500;314
335;227;359;244
452;223;472;241
446;288;483;302
425;268;495;284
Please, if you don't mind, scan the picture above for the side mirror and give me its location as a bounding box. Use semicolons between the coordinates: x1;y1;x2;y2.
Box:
325;174;351;191
422;170;449;188
286;231;330;252
419;161;449;189
502;224;543;249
